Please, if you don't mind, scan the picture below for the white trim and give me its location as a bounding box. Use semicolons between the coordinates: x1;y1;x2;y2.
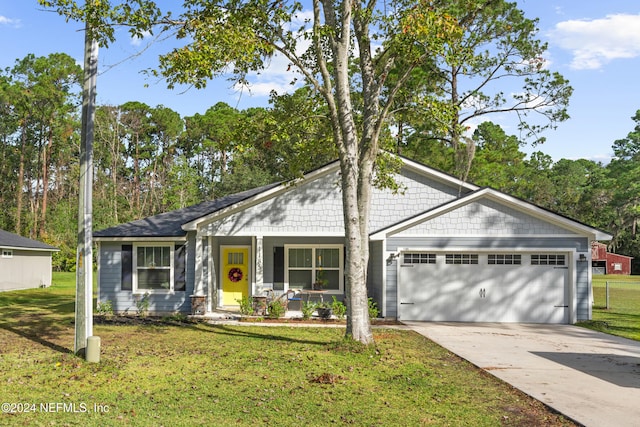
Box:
0;246;59;253
207;236;215;313
94;236;186;243
399;156;479;192
204;231;346;238
194;237;204;296
255;236;264;295
381;239;388;318
284;244;344;294
387;233;586;239
395;246;581;254
132;243;175;294
1;249;13;258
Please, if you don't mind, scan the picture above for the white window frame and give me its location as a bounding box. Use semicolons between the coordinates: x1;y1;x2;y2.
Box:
403;253;436;264
133;243;175;294
488;254;522;265
284;244;344;294
445;253;479;265
1;249;13;259
531;254;566;266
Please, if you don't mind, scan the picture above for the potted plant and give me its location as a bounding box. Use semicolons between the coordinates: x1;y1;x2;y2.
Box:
316;301;332;319
312;270;328;290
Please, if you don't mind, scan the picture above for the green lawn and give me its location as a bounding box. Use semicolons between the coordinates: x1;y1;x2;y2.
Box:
578;275;640;341
0;273;575;426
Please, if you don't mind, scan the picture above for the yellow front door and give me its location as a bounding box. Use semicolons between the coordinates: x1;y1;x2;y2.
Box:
222;246;249;306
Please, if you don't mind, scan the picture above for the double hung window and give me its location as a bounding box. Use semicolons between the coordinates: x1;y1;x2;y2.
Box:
286;245;343;291
134;244;174;292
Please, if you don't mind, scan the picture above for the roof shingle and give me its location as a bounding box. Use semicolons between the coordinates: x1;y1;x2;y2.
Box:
0;229;58;251
93;183;280;238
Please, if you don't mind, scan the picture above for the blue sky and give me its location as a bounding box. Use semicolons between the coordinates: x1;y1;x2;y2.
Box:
2;1;640;163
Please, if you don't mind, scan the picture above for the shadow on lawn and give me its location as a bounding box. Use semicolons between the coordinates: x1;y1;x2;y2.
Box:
199;322;333;347
0;321;73;354
0;290;75;354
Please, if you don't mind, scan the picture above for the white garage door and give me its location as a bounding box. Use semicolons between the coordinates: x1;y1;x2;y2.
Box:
399;252;569;323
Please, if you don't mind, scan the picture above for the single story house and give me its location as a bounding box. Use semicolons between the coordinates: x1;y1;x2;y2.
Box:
591;241;633;275
94;156;611;323
0;229;59;291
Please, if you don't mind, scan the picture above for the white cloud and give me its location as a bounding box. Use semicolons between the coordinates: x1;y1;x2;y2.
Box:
0;15;21;27
549;14;640;70
130;30;153;47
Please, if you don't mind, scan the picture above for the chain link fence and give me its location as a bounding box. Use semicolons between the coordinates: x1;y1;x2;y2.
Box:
593;278;640;311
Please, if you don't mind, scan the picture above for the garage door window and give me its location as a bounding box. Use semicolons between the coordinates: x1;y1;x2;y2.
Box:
445;254;478;264
531;254;565;265
403;253;436;264
488;254;522;265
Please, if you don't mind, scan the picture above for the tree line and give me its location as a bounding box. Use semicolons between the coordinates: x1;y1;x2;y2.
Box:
1;51;639;271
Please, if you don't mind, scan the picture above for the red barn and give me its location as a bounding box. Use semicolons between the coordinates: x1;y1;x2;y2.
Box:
591;242;633;275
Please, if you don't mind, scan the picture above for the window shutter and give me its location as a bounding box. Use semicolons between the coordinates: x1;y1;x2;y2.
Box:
121;245;132;291
174;244;186;291
273;247;284;290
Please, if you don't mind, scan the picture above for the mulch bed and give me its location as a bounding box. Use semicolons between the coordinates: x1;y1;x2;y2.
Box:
93;314;401;326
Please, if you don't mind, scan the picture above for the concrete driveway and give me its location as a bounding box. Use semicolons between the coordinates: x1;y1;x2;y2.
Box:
403;322;640;427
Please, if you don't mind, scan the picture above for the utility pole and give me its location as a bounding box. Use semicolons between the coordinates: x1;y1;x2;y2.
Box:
75;20;98;357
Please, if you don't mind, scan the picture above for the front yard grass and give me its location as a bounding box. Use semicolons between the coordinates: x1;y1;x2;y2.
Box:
0;273;575;426
579;275;640;341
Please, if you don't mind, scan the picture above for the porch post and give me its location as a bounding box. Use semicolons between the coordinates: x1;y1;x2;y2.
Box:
194;234;204;296
207;236;215;312
255;236;264;295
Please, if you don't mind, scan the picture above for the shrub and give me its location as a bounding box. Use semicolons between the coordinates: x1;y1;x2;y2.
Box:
368;298;379;320
331;296;347;319
267;299;286;318
236;295;254;316
96;300;114;317
135;292;150;317
301;301;316;320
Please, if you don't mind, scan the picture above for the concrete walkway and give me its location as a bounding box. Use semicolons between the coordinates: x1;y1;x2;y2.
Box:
403;322;640;427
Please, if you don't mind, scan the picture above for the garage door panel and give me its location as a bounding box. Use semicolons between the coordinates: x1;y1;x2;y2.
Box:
399;253;569;323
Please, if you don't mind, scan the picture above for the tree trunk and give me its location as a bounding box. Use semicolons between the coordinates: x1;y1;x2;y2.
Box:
15;127;27;234
40;129;54;238
340;151;373;345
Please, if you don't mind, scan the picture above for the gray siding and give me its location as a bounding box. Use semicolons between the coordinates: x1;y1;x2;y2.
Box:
395;199;573;236
386;237;589;252
369;167;463;231
0;250;53;291
368;240;384;316
202;167;464;237
576;261;590;321
98;240;194;314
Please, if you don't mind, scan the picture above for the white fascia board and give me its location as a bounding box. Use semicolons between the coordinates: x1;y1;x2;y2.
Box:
182;162;340;232
93;236;187;243
399;156;479;192
0;245;60;252
395;246;581;253
201;231;346;238
371;188;612;241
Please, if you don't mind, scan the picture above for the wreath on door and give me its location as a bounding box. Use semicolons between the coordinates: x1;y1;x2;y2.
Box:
228;267;243;282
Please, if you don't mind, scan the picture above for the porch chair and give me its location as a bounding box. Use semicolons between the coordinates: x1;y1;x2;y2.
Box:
284;289;302;311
